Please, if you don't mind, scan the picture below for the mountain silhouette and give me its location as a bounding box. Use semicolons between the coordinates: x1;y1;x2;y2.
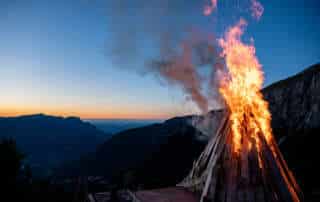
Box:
0;113;109;175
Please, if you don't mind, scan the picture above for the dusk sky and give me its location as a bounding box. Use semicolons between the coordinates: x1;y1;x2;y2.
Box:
0;0;319;119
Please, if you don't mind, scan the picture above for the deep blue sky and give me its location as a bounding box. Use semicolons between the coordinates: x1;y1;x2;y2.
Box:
0;0;319;119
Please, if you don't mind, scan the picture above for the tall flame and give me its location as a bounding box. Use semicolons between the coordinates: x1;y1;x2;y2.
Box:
218;19;273;153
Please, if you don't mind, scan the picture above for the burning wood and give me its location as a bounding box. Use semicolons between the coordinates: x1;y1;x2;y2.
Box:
179;7;303;202
179;113;303;202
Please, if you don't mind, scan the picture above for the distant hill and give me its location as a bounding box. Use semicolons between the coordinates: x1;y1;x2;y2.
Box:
87;119;162;134
0;114;109;174
59;110;225;180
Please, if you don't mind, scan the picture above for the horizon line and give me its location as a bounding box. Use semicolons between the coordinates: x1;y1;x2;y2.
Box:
0;112;168;121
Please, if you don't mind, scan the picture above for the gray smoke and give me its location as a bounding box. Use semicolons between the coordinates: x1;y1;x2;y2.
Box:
148;33;223;113
103;0;224;113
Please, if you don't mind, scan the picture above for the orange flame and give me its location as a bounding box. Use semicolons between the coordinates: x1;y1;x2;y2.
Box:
218;19;273;153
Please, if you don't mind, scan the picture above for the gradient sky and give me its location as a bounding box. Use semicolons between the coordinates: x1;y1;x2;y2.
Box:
0;0;319;119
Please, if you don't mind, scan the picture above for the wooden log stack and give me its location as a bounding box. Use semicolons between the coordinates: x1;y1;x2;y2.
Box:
178;115;303;202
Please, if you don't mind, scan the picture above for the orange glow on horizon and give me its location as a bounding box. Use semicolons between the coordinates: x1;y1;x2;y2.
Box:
0;106;173;120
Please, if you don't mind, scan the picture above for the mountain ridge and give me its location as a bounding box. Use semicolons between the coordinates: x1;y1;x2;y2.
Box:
263;63;320;92
0;113;110;174
263;63;320;132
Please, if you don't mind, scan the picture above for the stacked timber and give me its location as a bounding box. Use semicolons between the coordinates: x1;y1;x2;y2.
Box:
178;115;303;202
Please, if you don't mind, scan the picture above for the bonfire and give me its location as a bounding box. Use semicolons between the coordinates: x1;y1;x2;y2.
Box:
179;19;303;202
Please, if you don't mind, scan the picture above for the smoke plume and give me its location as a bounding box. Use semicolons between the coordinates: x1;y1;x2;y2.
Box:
103;0;222;113
102;0;263;113
150;43;205;112
151;29;227;113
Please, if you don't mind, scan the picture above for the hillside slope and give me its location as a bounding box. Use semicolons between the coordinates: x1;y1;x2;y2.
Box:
0;114;108;173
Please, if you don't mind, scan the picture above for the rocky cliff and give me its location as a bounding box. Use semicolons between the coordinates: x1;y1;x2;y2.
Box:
262;63;320;201
263;63;320;132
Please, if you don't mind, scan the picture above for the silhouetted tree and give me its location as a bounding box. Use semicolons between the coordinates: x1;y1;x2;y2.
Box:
0;138;25;185
0;138;25;201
